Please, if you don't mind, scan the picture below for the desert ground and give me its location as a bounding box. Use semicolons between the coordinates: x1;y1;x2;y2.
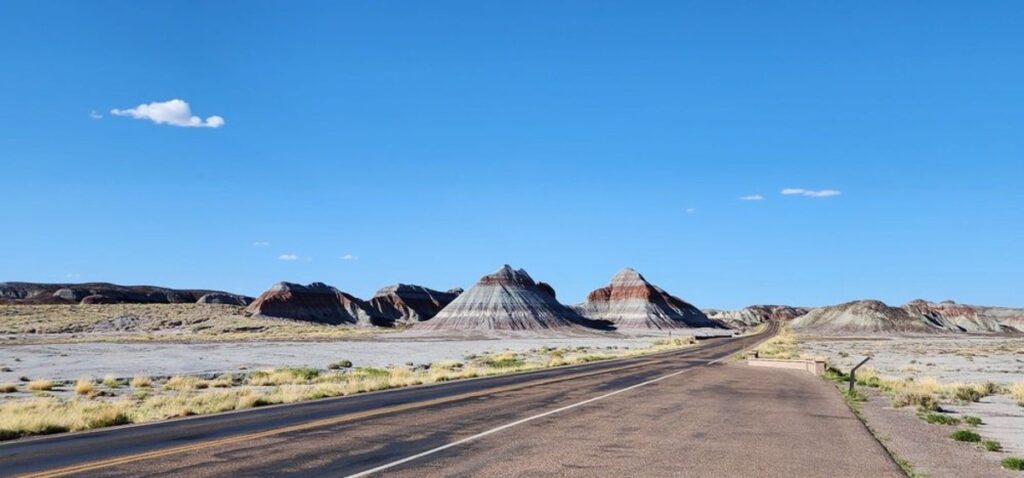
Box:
773;332;1024;475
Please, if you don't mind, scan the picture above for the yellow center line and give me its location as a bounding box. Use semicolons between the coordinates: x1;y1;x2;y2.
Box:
20;359;667;478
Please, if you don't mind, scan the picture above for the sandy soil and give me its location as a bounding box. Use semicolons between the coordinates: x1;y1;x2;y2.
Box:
800;336;1024;383
0;337;669;382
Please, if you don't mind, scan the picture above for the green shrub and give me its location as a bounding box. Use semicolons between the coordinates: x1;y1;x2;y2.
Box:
982;440;1002;452
950;430;981;442
922;413;959;426
1002;457;1024;471
962;415;983;427
824;367;848;383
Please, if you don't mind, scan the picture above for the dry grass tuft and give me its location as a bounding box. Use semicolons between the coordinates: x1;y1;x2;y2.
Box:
0;383;17;393
74;378;95;396
130;375;152;388
26;380;53;392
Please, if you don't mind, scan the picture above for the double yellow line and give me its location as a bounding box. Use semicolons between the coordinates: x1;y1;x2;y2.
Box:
21;359;661;477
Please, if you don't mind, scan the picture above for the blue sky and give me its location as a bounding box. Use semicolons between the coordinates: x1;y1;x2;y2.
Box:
1;2;1021;309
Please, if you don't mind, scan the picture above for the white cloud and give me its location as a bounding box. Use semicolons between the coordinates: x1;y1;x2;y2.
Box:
781;188;841;197
252;241;270;247
111;99;225;128
739;194;764;201
65;273;81;279
339;254;359;261
89;110;103;120
278;254;299;261
685;208;697;213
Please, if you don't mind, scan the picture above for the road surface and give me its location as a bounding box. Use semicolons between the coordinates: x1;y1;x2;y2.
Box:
1;323;901;477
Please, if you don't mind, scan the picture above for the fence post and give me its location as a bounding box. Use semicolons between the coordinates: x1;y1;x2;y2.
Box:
849;357;871;394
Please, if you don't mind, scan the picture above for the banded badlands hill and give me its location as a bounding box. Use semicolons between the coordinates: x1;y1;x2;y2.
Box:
416;265;599;331
368;284;462;323
246;282;460;326
574;268;723;330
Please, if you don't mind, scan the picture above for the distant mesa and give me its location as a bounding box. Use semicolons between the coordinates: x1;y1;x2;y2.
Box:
790;299;1016;335
575;268;723;330
369;284;461;323
417;265;598;331
0;282;251;306
706;305;809;328
245;282;379;326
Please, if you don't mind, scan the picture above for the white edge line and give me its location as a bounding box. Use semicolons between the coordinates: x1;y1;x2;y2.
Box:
345;366;696;477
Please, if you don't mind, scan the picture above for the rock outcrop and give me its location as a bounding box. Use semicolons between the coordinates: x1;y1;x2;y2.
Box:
368;284;460;323
706;305;809;328
245;282;378;326
574;268;722;330
0;282;251;305
417;265;594;331
197;293;252;306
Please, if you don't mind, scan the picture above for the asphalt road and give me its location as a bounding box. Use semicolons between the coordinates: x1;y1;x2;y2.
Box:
1;323;901;477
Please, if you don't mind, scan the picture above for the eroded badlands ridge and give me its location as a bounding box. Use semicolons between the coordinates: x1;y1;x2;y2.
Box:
369;284;461;323
0;282;251;306
575;268;723;330
790;299;1020;335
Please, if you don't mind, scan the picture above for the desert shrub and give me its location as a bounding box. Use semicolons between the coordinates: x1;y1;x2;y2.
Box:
892;391;939;411
1009;382;1024;402
26;380;53;392
206;375;234;388
480;353;525;369
130;375;152;388
327;360;353;370
103;375;122;388
950;430;981;443
1002;457;1024;471
921;413;959;426
954;386;984;402
164;376;199;391
280;367;319;380
982;440;1002;452
74;378;95;396
962;415;983;427
0;384;17;393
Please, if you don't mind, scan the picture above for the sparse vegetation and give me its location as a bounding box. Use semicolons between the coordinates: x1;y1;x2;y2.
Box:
950;429;982;443
0;383;17;393
74;378;95;396
1002;457;1024;471
753;327;801;359
962;415;983;427
921;412;959;426
26;380;53;392
0;303;389;344
0;335;699;441
103;374;122;388
982;440;1002;452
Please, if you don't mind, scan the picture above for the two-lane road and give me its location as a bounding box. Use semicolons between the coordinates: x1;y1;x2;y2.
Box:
0;322;904;477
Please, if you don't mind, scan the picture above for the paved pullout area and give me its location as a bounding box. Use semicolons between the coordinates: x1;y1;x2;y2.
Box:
1;325;901;477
